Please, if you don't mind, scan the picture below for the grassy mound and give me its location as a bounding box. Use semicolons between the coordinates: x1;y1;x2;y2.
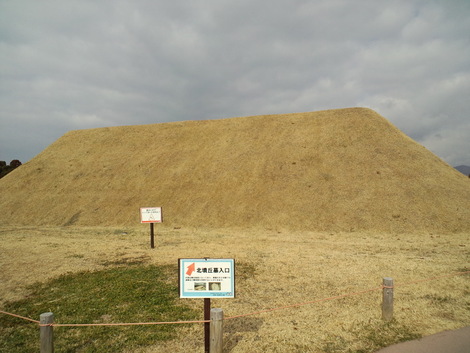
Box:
1;107;469;232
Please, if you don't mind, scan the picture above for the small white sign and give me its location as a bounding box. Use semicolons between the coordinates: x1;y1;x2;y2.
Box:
179;258;235;298
140;207;162;223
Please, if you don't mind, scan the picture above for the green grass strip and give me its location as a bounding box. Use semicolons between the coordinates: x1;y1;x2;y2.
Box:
0;264;198;353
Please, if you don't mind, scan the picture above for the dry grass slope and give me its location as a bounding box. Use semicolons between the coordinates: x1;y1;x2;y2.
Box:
1;107;469;232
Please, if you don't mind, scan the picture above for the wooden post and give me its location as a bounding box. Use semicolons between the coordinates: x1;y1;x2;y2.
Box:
210;308;224;353
150;223;155;248
204;298;211;353
382;277;394;321
40;312;54;353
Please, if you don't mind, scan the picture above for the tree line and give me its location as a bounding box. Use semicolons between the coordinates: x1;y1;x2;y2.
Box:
0;160;22;179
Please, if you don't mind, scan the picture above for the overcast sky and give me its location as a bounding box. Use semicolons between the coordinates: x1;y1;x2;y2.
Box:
1;0;469;167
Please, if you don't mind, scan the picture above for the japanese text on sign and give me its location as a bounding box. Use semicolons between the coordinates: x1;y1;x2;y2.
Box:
140;207;162;223
179;258;235;298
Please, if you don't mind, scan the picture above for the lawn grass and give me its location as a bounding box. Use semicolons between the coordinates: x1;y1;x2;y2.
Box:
0;226;468;352
0;264;198;353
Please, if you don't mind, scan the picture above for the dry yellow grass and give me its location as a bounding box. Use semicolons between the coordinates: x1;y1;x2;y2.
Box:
1;108;469;233
0;108;469;351
0;226;469;352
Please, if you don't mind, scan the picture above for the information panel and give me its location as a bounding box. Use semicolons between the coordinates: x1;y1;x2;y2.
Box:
140;207;162;223
179;258;235;298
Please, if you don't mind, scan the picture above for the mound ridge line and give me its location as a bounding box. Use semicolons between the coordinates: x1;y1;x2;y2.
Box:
1;107;469;233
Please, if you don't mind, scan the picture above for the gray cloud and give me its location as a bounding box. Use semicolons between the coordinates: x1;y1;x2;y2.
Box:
1;0;469;166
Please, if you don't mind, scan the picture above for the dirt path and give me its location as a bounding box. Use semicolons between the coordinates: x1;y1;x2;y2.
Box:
376;326;470;353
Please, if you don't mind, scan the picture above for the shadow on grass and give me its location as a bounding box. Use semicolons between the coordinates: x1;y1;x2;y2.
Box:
0;264;198;353
322;319;422;353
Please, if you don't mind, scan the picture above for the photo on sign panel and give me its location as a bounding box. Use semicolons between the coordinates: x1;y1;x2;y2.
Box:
194;282;206;291
209;282;221;291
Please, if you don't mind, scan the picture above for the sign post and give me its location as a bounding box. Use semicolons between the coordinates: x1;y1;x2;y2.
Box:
179;258;235;353
204;298;210;351
140;207;162;248
150;223;155;248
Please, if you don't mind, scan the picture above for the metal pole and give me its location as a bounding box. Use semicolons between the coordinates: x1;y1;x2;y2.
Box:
204;298;211;353
150;223;155;248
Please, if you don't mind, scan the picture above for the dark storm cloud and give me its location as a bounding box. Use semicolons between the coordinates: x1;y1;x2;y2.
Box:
1;0;469;165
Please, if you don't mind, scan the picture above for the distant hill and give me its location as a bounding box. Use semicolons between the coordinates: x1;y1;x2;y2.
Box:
1;107;469;233
455;165;470;176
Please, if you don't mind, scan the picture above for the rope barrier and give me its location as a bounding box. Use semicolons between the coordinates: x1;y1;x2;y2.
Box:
0;310;39;324
1;270;468;328
391;270;470;288
225;286;382;320
44;319;210;327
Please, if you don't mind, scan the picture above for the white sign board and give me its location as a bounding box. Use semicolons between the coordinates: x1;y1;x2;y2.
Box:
140;207;162;223
179;258;235;298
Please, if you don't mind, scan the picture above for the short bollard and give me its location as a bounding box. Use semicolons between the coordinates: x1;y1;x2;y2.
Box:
40;312;54;353
210;308;224;353
382;277;394;321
